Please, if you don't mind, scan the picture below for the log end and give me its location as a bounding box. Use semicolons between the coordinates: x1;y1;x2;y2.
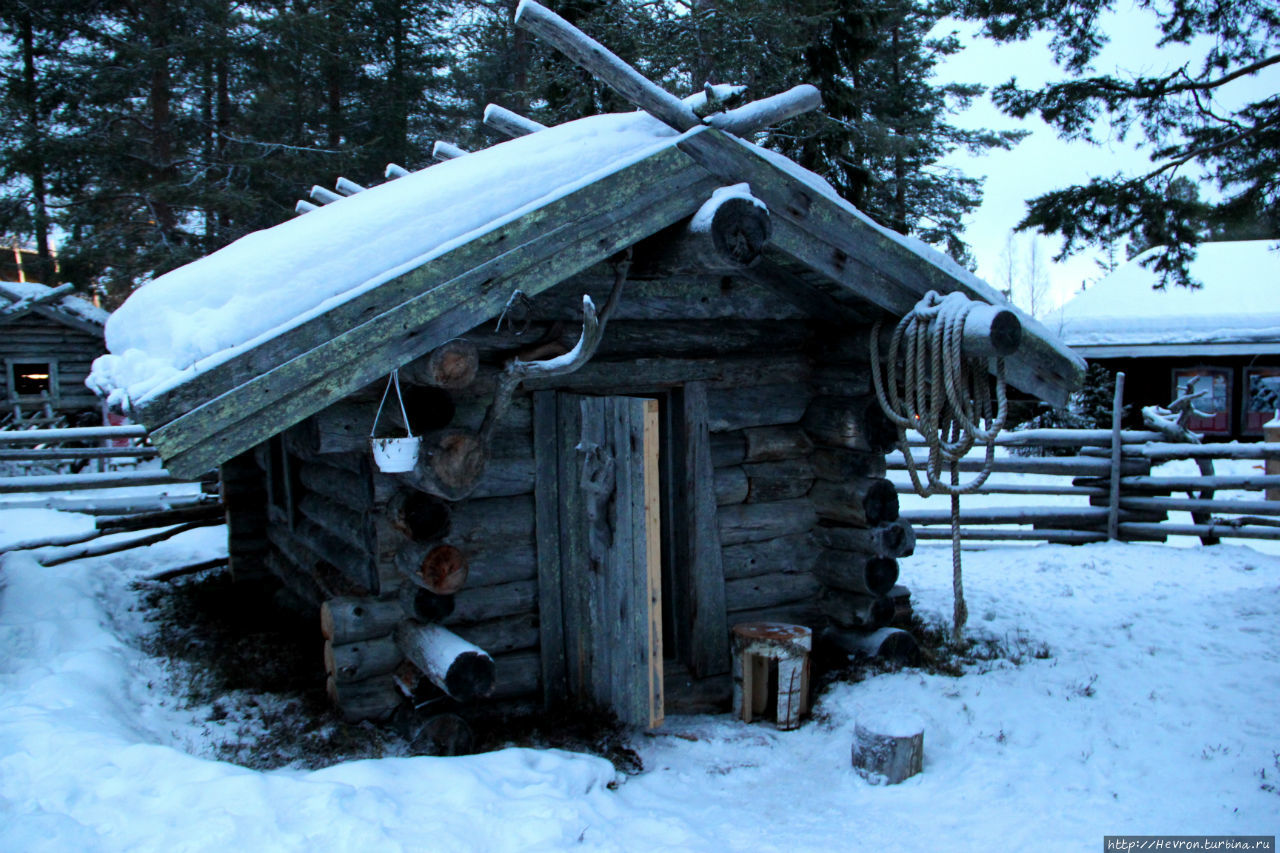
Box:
445;651;497;702
866;479;900;525
429;430;487;493
865;556;900;596
390;492;451;542
988;309;1023;357
400;584;457;622
418;544;469;595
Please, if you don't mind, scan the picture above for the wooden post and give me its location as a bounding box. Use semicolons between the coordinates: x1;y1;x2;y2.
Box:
1108;371;1125;541
1266;413;1280;501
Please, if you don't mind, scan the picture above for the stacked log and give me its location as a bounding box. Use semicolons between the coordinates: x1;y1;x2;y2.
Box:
801;360;913;645
321;596;406;722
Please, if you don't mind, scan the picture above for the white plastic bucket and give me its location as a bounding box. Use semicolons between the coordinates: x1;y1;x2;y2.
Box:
370;435;421;473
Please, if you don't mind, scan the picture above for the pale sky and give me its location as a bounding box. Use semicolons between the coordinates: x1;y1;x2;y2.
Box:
934;3;1280;315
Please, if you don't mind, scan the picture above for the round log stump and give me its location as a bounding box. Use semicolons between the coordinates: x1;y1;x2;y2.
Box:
852;712;924;785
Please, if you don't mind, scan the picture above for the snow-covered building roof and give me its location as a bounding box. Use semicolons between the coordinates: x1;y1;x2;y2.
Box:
0;280;108;338
1050;240;1280;357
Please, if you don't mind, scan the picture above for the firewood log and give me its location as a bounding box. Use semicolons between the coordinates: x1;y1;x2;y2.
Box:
395;620;496;702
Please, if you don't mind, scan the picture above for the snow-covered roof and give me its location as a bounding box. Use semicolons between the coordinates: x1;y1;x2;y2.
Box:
92;108;1026;408
86;105;1083;479
1050;240;1280;356
92;111;682;405
0;280;109;336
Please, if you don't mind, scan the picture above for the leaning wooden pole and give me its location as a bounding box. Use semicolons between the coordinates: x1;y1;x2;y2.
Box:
513;0;821;137
1108;371;1125;541
513;0;700;132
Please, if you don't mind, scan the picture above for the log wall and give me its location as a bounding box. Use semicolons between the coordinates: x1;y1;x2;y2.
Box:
231;266;911;721
1;312;105;414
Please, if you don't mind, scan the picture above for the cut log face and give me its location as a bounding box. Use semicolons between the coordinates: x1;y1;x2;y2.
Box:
803;396;899;455
816;519;915;559
387;492;451;541
811;478;899;526
823;626;920;666
399;583;457;623
326;674;402;722
820;589;894;630
852;716;924;785
406;712;475;757
813;551;899;596
403;339;479;390
399;429;490;500
412;544;470;595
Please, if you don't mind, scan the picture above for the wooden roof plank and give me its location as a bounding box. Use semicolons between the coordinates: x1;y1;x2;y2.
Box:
153;169;723;478
136;143;702;431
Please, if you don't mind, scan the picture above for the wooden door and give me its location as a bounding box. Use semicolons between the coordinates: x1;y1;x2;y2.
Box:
536;393;664;728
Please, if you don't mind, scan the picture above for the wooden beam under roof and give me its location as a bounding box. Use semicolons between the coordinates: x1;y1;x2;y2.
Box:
144;145;720;478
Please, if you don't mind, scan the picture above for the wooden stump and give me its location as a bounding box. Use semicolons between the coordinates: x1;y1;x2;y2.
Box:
851;713;924;785
731;622;812;731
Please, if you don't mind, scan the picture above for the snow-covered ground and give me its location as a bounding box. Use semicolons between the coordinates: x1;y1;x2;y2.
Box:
2;475;1278;851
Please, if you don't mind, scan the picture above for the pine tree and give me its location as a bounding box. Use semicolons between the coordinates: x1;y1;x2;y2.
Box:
950;0;1280;287
0;0;87;286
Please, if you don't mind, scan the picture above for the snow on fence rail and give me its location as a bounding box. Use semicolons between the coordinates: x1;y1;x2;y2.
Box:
1;424;225;566
892;432;1280;545
0;423;175;493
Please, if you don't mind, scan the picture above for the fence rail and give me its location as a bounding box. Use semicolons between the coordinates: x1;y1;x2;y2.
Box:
0;424;224;568
0;423;205;496
892;383;1280;545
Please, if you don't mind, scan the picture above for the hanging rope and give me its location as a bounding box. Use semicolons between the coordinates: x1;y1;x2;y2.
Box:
870;290;1011;643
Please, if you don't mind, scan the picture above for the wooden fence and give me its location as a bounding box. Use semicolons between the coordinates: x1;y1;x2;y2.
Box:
0;424;182;494
891;427;1280;545
0;424;225;569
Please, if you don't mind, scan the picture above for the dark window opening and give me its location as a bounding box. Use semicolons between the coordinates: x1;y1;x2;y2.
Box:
13;362;53;397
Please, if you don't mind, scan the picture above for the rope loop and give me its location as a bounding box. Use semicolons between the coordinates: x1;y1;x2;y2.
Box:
869;291;1009;498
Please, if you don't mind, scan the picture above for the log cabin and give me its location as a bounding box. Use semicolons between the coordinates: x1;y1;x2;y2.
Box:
89;1;1084;728
1;278;109;426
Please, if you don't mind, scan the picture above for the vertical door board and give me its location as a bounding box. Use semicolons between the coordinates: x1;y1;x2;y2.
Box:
679;382;731;676
533;390;566;706
642;398;664;727
555;393;664;729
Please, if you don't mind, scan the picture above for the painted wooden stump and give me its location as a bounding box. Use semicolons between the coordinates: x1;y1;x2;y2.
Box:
731;621;812;731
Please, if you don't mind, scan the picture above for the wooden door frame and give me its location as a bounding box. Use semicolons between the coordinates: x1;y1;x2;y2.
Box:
533;382;730;719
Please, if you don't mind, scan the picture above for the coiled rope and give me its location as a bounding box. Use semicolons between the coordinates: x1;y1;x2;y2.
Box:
869;290;1010;642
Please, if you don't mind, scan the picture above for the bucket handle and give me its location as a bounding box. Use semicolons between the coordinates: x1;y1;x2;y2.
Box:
371;368;414;439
